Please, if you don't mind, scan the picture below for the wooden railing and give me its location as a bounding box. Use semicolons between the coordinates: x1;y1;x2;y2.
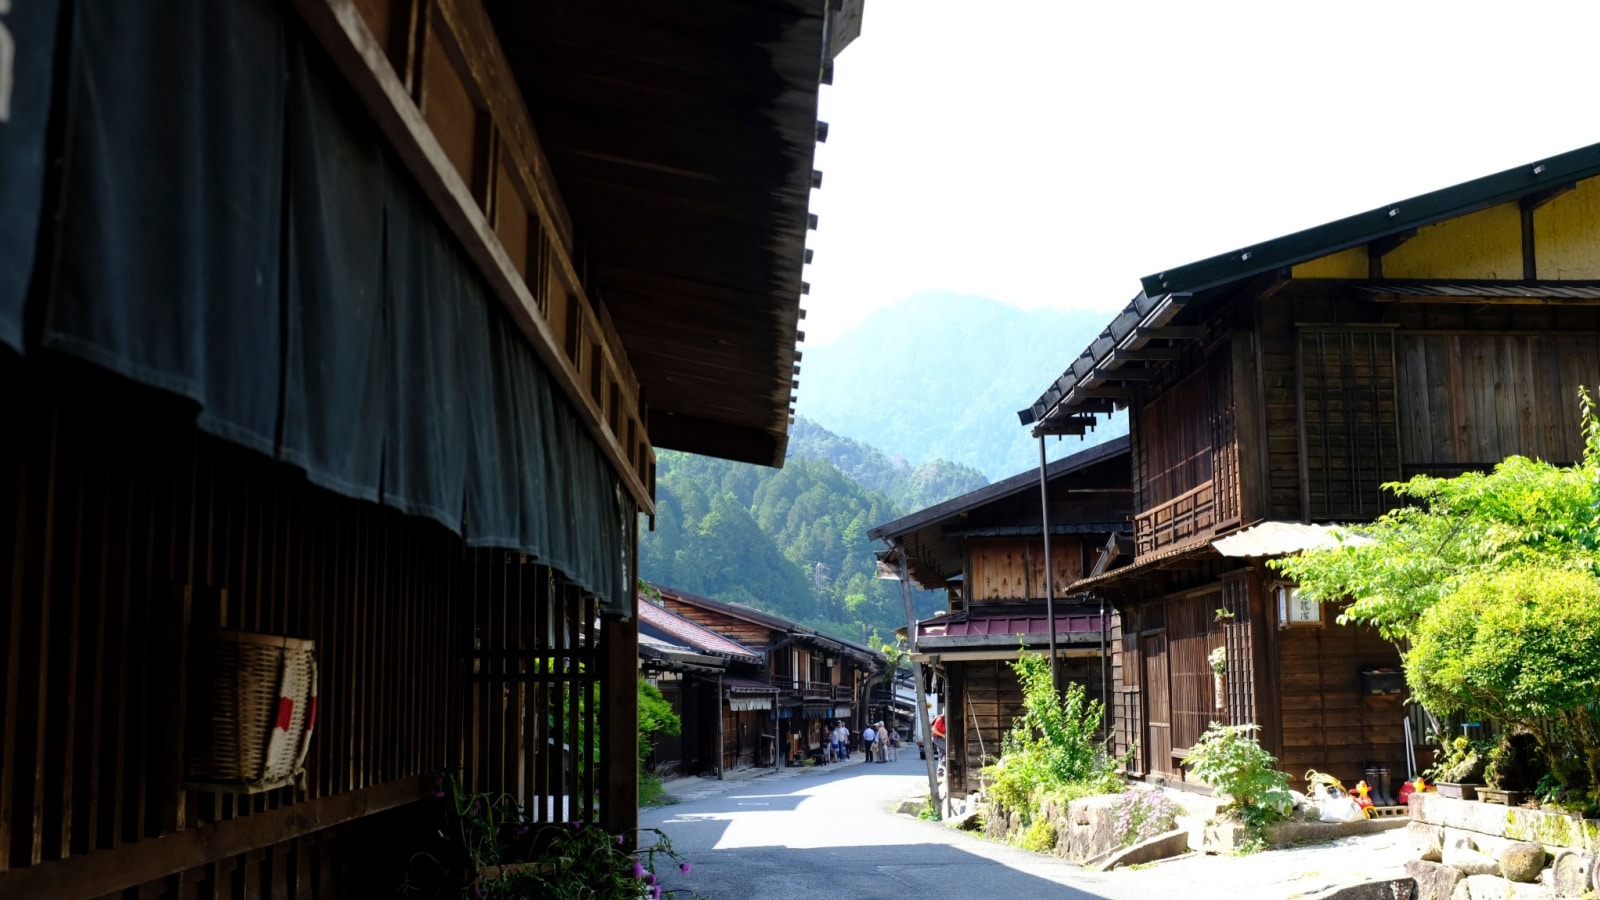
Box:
1135;479;1218;557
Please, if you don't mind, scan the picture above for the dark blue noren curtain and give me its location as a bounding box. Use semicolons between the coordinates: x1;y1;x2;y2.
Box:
0;0;62;353
380;176;476;533
41;0;286;455
280;37;387;502
21;0;636;613
461;305;523;549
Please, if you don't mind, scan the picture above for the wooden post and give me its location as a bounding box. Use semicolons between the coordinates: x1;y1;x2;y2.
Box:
891;545;941;813
1038;434;1058;690
715;674;724;779
600;608;637;842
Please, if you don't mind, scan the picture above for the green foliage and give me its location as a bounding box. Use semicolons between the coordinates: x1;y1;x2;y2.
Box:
637;679;682;762
1272;393;1600;805
981;651;1122;827
1428;736;1489;784
639;436;946;641
404;772;700;899
1019;817;1058;853
1183;723;1292;833
1273;393;1600;642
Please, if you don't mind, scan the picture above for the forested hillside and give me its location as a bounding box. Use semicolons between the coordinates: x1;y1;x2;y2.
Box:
638;420;985;642
795;290;1127;481
787;417;988;511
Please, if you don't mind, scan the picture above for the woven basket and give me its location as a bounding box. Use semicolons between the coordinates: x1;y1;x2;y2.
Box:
187;630;318;793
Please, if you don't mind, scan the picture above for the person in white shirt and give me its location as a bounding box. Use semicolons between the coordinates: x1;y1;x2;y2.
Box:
832;722;849;762
861;724;877;761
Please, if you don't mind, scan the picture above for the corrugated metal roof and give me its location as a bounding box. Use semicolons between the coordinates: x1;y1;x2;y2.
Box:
921;609;1106;639
1343;280;1600;300
723;677;779;694
1212;521;1370;558
638;599;762;662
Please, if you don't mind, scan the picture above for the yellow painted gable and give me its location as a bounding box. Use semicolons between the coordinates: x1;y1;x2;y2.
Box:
1381;202;1522;279
1534;175;1600;279
1291;247;1367;279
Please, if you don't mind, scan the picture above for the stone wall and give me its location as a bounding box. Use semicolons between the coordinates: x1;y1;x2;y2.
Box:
1405;794;1600;898
980;793;1124;863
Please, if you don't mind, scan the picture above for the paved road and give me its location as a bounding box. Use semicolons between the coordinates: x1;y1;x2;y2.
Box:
640;754;1414;900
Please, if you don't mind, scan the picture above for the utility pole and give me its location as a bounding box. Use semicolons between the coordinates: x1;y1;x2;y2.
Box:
889;543;943;813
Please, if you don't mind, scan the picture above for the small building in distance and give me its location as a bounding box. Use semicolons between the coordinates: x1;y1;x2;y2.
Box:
872;437;1132;802
651;585;884;768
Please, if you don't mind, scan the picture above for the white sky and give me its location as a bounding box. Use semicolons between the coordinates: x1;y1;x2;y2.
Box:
802;0;1600;346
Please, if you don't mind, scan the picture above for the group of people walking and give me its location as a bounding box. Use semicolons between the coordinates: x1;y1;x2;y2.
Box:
829;720;899;763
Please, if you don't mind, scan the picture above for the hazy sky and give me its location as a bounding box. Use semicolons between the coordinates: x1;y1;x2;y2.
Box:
801;0;1600;347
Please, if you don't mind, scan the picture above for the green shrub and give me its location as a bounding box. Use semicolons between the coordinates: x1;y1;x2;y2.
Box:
981;651;1122;828
1184;723;1292;833
1019;816;1058;853
1407;566;1600;800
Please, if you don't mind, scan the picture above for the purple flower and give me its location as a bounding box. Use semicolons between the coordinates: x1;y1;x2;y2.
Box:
680;862;692;875
632;861;645;879
645;872;656;885
570;820;582;830
651;886;662;900
617;833;627;845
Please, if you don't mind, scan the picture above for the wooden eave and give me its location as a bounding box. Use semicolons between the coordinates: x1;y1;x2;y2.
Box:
485;0;845;468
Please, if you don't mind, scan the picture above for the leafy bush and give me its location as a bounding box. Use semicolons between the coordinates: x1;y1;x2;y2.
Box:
1019;817;1058;853
1111;789;1184;846
981;651;1122;828
1407;566;1600;799
1184;723;1292;833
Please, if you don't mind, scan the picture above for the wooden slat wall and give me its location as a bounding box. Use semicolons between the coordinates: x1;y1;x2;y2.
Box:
1139;634;1173;778
1273;620;1405;789
1297;327;1401;521
0;358;609;898
1166;592;1222;756
1136;369;1212;509
1208;344;1242;529
966;538;1084;602
1398;333;1600;472
1219;572;1255;728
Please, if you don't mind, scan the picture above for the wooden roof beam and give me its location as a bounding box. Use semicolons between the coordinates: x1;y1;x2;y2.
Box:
1367;229;1417;278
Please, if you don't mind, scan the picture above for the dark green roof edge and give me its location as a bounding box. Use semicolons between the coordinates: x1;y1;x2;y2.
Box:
1139;141;1600;298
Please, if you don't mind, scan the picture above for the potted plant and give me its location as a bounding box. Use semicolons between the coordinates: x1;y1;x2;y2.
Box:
1478;732;1544;806
1429;736;1489;800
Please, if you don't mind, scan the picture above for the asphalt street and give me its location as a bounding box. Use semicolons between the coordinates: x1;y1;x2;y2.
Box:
639;753;1413;900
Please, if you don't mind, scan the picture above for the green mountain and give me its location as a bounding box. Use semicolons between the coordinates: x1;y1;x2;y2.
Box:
639;419;983;642
795;291;1128;481
787;417;989;511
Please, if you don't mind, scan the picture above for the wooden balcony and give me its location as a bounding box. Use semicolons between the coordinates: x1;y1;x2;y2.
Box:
1134;479;1237;557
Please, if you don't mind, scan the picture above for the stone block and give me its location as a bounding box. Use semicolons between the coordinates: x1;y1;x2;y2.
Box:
1201;820;1252;854
1408;822;1445;862
1405;859;1463;900
1551;849;1593;897
1442;841;1499;878
1461;874;1543;900
1497;841;1546;883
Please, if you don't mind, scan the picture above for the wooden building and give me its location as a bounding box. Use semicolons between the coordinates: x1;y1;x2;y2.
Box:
652;585;883;768
1019;142;1600;791
0;0;852;895
638;597;776;779
870;438;1132;799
